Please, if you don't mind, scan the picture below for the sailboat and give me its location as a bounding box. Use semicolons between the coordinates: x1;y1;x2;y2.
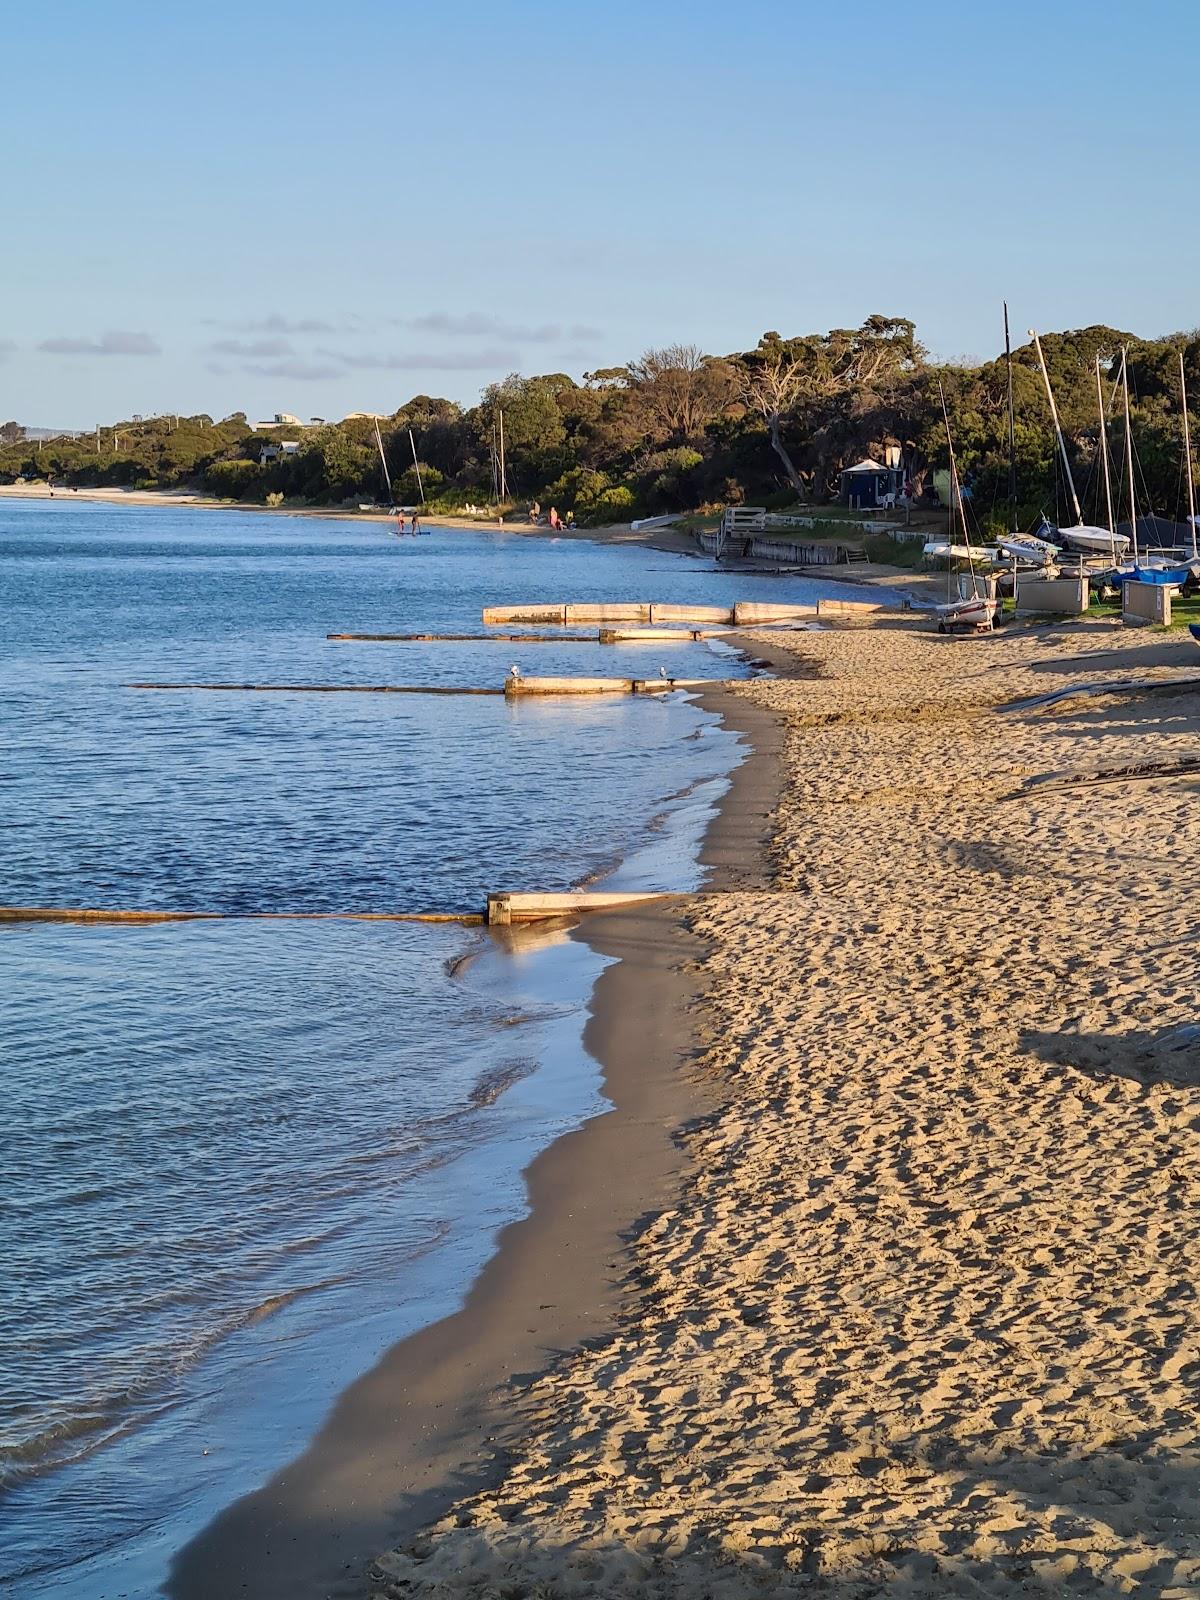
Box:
1109;347;1199;587
1029;329;1130;558
995;306;1059;567
934;381;997;630
998;528;1061;563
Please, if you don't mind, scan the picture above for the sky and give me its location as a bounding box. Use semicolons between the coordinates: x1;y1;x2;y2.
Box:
3;0;1199;429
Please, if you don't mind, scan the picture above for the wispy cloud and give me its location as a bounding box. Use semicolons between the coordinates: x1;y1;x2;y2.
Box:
208;336;294;359
203;312;353;335
407;312;602;345
244;358;345;382
0;339;15;362
320;345;521;372
39;330;161;357
237;313;339;335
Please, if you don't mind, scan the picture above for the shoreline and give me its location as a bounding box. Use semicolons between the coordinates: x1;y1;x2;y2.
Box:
0;480;923;586
361;617;1200;1598
167;673;788;1599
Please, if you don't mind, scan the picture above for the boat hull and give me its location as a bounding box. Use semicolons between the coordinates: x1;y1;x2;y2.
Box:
1057;524;1130;555
934;597;997;630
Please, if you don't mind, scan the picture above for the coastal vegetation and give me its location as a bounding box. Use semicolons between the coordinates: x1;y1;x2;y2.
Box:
5;318;1199;529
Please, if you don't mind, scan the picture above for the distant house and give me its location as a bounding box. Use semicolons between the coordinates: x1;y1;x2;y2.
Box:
250;412;317;431
840;454;905;509
259;440;301;465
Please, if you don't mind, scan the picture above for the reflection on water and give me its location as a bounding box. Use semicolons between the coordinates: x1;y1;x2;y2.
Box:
0;502;876;1595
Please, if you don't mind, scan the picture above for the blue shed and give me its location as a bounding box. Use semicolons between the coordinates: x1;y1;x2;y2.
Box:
841;458;894;508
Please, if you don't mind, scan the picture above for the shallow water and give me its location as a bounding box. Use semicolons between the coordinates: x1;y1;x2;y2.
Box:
0;502;882;1595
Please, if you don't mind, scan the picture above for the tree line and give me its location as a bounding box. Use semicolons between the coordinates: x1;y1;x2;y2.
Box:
4;316;1198;532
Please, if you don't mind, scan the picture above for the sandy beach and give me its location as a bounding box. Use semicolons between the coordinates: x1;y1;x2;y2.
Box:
351;615;1200;1598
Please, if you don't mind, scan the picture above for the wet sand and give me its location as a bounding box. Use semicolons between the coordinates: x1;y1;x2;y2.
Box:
366;617;1200;1598
166;679;786;1599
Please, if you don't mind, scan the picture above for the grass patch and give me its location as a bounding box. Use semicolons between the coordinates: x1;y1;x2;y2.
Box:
863;534;927;569
1088;593;1200;629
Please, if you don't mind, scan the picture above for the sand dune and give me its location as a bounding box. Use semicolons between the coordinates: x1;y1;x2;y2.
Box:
372;618;1200;1597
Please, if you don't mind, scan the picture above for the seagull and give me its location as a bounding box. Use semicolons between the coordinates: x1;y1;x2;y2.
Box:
658;665;668;680
509;663;522;681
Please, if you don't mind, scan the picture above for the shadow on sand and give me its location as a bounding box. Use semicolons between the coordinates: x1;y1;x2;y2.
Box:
1022;1023;1200;1090
361;1433;1200;1598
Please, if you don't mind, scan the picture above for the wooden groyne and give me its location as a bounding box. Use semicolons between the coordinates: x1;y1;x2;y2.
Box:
127;676;727;699
330;627;736;645
505;674;634;696
126;683;505;695
598;627;722;643
327;632;601;644
815;597;887;617
733;601;818;624
1;908;485;927
504;674;724;697
0;893;688;929
482;601;817;628
632;678;721;694
486;890;677;925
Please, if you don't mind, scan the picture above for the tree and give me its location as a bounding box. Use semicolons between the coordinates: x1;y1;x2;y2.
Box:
0;421;24;445
736;334;811;498
626;344;735;444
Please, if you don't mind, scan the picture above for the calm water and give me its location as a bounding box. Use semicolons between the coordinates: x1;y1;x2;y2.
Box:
0;501;869;1596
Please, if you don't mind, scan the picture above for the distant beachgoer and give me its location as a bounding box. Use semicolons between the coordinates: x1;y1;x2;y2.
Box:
548;506;561;531
529;500;541;524
412;510;421;535
395;510;406;534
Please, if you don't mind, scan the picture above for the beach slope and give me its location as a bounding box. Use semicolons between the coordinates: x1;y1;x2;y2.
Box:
371;619;1200;1597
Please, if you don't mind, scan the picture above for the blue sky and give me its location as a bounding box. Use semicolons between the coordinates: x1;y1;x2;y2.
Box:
4;0;1198;428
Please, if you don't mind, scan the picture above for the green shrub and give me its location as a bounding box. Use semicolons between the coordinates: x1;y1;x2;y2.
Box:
580;485;635;525
395;464;444;503
764;487;803;510
204;459;263;499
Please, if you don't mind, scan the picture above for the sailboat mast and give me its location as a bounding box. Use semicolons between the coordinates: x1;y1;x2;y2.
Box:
1004;302;1017;533
1030;328;1083;525
938;378;979;598
498;408;507;502
1095;355;1115;562
1121;347;1139;564
408;428;426;506
373;418;393;503
1180;350;1198;560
